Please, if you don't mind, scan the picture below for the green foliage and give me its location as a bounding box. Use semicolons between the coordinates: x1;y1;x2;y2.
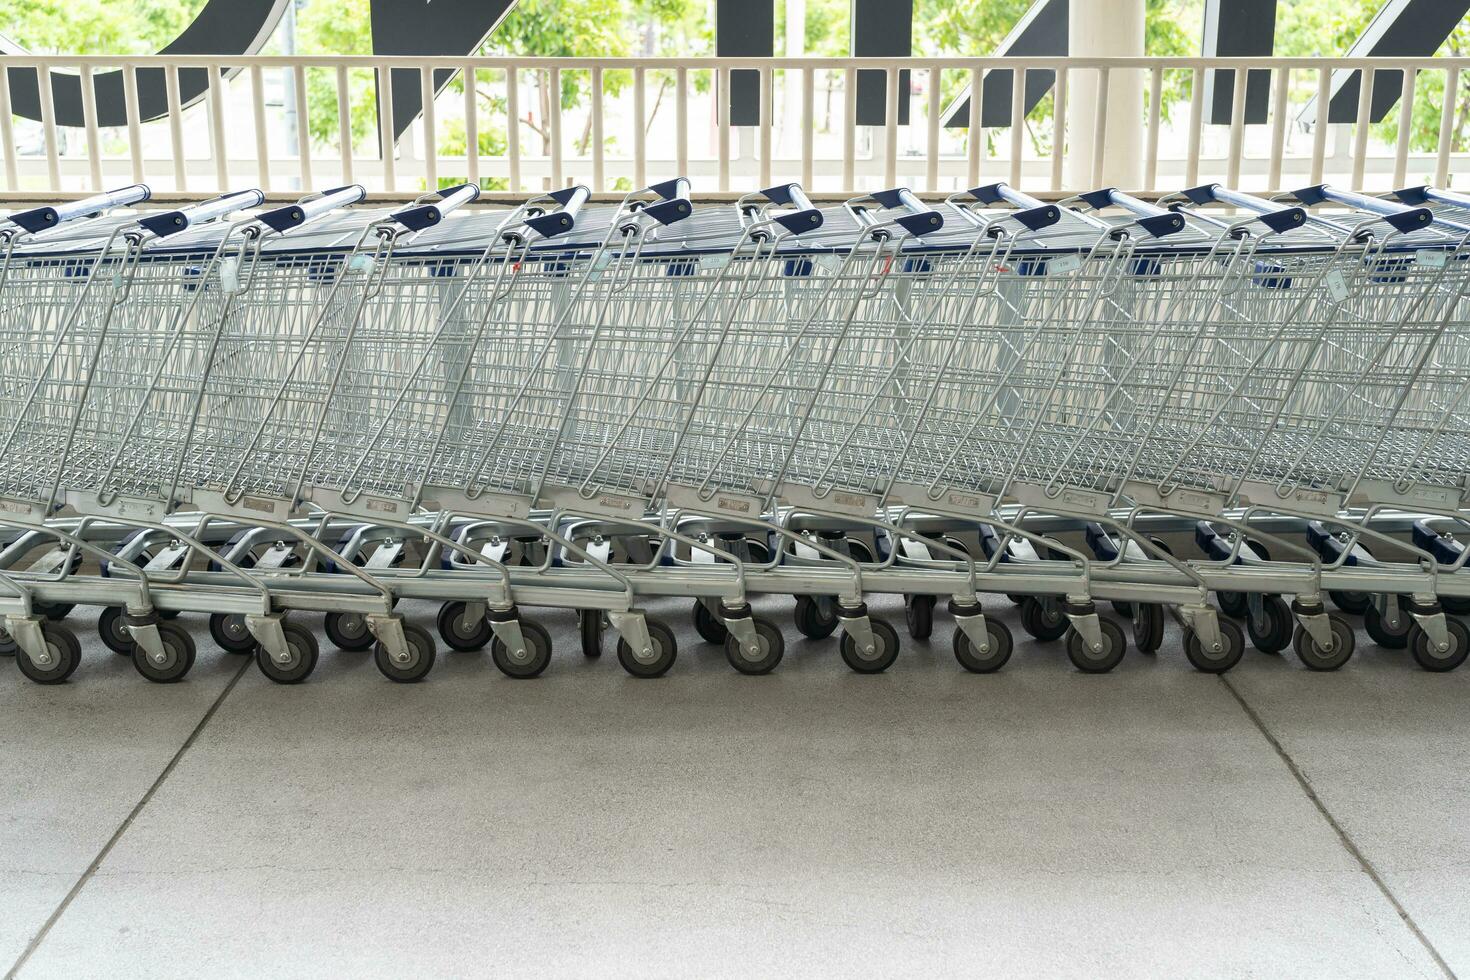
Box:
0;0;205;56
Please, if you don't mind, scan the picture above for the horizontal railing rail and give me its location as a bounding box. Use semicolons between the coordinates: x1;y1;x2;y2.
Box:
2;54;1466;200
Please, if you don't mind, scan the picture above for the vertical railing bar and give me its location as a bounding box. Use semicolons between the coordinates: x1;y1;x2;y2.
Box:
165;63;187;191
1090;68;1109;189
757;65;772;188
842;66;856;191
926;64;942;192
1185;66;1204;187
719;65;732;192
294;64;312;189
1351;65;1374;191
883;64;899;187
1435;65;1458;188
1144;66;1162;190
1049;67;1065;191
421;66;438;189
1226;65;1247;188
1392;67;1416;190
79;65;103;192
676;66;689;183
967;66;983;188
38;65;61;192
1310;66;1331;186
0;67;17;192
336;65;354;185
207;64;229;192
549;66;563;188
122;65;144;185
378;63;396;192
634;65;648;189
591;66;605;191
507;65;521;193
1267;66;1289;191
464;65;479;188
801;67;814;189
1009;66;1026;188
251;64;271;191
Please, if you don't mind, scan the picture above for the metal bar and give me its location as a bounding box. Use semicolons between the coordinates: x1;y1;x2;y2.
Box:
1009;66;1026;188
549;66;563;188
1351;65;1374;191
591;66;605;191
0;66;17;192
122;64;144;184
1185;66;1204;186
842;66;856;190
1436;65;1458;188
1392;67;1416;190
1144;66;1162;190
720;65;732;192
251;65;271;191
336;65;354;185
1267;66;1289;190
38;66;61;191
634;65;647;189
78;65;103;191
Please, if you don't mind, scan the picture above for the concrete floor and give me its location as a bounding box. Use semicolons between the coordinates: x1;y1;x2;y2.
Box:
2;595;1466;978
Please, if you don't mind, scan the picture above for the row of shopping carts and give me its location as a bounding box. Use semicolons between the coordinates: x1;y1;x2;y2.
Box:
2;172;1469;685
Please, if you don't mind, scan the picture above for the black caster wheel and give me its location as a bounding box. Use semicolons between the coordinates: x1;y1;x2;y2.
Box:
693;600;729;645
256;621;320;684
1442;597;1470;616
793;595;839;640
1006;594;1026;606
953;618;1013;673
1217;591;1248;620
15;622;81;684
1132;603;1165;654
1246;595;1292;655
375;622;437;683
1329;590;1372;616
1184;619;1245;674
1019;597;1069;642
1364;600;1412;649
34;601;75;621
0;622;15;657
491;620;552;679
839;617;900;674
1112;601;1134;620
905;595;935;639
578;610;604;657
209;612;256;655
617;618;677;678
1293;614;1355;671
1410;618;1469;672
724;617;785;675
435;601;491;652
98;605;134;655
132;621;196;684
1066;618;1127;674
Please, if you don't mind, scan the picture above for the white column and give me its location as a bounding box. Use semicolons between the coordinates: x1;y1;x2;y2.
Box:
1065;0;1145;190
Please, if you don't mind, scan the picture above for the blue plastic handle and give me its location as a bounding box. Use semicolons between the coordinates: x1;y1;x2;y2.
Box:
648;177;691;202
391;182;482;232
523;184;590;238
869;187;944;236
1078;187;1184;238
8;184;153;235
758;183;824;235
258;184;367;233
1179;183;1306;234
1292;183;1432;235
966;183;1060;231
137;189;266;238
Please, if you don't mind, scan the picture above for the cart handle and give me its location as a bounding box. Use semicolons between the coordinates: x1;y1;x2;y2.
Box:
6;184;152;235
1076;187;1184;238
962;183;1061;231
390;182;482;232
627;179;693;228
521;184;592;239
1177;184;1306;234
137;189;266;238
258;184;367;233
850;187;944;237
1292;183;1432;235
757;182;825;234
1394;185;1470;209
648;177;691;203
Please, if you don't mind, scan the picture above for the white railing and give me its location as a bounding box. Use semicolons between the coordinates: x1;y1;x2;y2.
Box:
1;54;1466;199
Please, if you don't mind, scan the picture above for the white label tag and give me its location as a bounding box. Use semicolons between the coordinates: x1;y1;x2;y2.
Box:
587;250;614;281
816;254;845;274
1325;269;1349;302
700;253;730;271
348;254;375;275
1049;253;1082;276
1417;248;1448;269
219;255;241;293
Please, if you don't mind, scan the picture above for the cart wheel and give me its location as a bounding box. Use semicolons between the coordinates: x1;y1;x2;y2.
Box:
1443;597;1470;616
0;622;15;657
1410;617;1469;673
491;620;552;679
1132;603;1164;654
1066;618;1127;674
1007;594;1026;606
840;617;900;674
793;595;839;639
1329;590;1372;616
209;612;256;655
35;601;75;621
256;621;320;684
1293;614;1354;671
1184;619;1245;674
1217;591;1248;620
692;600;729;644
1247;595;1292;655
97;605;134;654
376;622;437;683
435;601;491;652
725;617;785;675
1112;602;1134;620
905;595;935;639
1364;600;1412;649
16;622;81;685
953;618;1013;673
1019;596;1069;642
617;619;677;678
578;610;604;657
132;621;196;684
